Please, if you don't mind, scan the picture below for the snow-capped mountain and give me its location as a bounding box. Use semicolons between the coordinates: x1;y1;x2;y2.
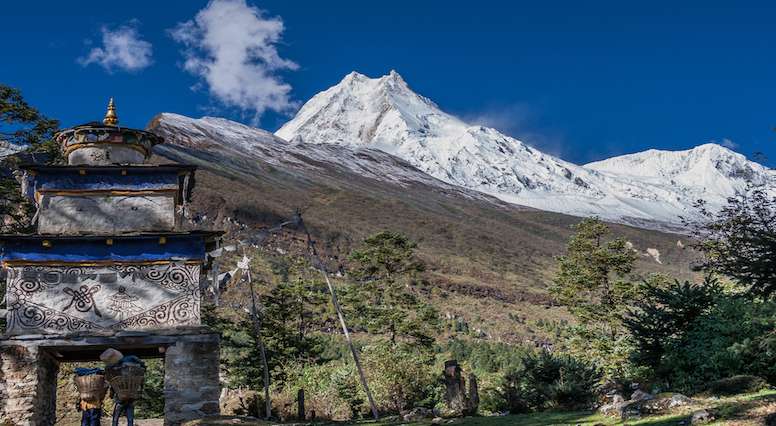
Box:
149;112;491;202
277;71;775;229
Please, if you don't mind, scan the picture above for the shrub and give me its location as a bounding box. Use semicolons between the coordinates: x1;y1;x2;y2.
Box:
274;361;355;421
660;295;776;392
273;341;441;420
499;350;601;412
703;375;770;396
361;342;442;413
135;359;165;418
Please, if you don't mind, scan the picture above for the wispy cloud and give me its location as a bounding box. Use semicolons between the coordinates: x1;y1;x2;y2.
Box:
78;21;153;73
462;103;569;159
169;0;298;125
719;138;738;150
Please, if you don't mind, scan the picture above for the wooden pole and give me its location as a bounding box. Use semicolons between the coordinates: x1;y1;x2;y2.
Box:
316;256;379;420
245;265;272;420
297;388;305;420
295;211;379;420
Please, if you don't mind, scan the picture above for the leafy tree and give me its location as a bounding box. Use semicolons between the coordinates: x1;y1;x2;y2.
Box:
445;339;530;375
690;189;776;298
359;342;441;413
624;277;720;384
552;218;638;326
550;218;639;378
0;84;61;234
0;85;60;157
624;275;776;391
347;231;440;348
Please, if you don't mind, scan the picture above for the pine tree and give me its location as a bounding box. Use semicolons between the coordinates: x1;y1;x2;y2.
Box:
550;217;640;378
347;231;440;349
623;277;720;381
690;189;776;298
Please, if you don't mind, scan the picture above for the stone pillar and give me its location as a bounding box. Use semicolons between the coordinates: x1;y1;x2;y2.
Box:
0;344;59;425
164;338;221;425
442;360;479;416
443;360;466;414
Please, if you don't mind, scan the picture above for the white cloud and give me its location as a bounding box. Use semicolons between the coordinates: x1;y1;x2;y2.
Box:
720;138;738;150
79;22;153;72
170;0;298;124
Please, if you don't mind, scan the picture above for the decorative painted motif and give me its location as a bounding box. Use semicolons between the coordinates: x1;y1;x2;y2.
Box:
106;286;143;320
3;263;201;335
113;296;199;329
62;284;102;317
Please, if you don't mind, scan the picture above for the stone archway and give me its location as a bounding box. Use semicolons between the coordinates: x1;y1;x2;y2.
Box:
0;327;220;425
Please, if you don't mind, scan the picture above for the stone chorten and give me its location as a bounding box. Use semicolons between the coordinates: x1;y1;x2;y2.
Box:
0;100;222;425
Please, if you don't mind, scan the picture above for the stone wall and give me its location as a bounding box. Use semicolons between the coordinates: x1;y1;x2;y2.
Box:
38;193;176;235
0;344;59;426
67;144;146;166
164;339;221;425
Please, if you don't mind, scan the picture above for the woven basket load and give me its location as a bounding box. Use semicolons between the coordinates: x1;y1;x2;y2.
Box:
74;374;107;403
106;365;146;402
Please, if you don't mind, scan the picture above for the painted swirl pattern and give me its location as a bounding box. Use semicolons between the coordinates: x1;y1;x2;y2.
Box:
4;263;202;335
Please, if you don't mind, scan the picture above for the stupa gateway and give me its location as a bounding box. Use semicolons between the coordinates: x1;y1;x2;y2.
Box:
0;100;222;425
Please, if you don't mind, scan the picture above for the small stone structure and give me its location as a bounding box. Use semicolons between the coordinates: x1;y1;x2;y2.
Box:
0;100;222;425
443;360;479;416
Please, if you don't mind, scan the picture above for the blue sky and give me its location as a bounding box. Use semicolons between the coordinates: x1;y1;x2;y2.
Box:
2;0;775;166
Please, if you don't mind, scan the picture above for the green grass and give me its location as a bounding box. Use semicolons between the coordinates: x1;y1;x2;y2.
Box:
367;389;776;426
185;389;776;426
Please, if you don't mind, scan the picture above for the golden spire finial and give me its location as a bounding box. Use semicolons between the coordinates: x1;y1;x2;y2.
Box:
103;97;118;126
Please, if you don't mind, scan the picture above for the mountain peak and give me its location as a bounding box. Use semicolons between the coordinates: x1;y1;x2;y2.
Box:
276;71;776;229
338;70;410;92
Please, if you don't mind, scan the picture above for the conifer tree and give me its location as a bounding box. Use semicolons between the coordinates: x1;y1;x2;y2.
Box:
551;217;640;378
347;231;440;349
690;189;776;298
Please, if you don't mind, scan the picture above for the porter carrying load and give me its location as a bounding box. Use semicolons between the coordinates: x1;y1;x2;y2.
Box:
74;368;108;426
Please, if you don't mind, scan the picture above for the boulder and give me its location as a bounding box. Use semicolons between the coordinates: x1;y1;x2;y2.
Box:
403;407;433;422
598;400;627;416
219;388;260;417
621;405;642;420
668;394;693;408
630;389;654;402
691;409;714;424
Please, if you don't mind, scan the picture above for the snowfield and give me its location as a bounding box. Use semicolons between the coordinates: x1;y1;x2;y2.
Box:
276;71;776;229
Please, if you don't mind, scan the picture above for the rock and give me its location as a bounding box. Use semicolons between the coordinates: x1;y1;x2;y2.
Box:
621;405;642;420
403;407;433;422
630;389;654;402
432;417;444;424
691;409;714;424
219;388;259;417
668;394;693;408
598;401;627;416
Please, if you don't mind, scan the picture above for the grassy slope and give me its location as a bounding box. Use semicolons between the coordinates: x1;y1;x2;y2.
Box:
152;135;698;344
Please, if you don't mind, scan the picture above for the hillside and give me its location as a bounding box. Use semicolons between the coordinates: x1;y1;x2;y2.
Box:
148;113;696;343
